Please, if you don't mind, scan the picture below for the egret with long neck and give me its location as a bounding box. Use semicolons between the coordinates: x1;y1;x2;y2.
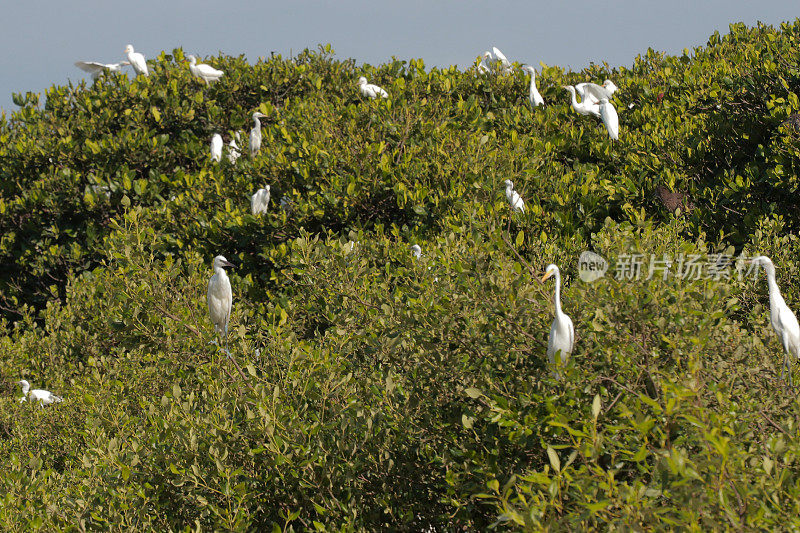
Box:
207;255;234;356
541;264;575;378
751;256;800;383
522;65;544;108
564;85;601;117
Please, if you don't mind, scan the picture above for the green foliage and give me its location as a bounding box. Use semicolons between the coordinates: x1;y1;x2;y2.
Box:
3;22;800;529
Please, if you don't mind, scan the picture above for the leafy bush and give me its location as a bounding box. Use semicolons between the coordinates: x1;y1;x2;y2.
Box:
3;22;800;530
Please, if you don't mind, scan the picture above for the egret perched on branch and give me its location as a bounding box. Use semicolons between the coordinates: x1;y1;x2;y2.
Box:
492;46;514;74
410;244;422;258
750;256;800;384
541;264;574;377
207;255;235;356
358;76;388;99
598;98;619;140
563;86;601;117
251;186;271;215
74;61;130;80
210;134;222;162
187;55;224;85
521;65;544;108
17;380;62;407
250;112;266;156
124;44;148;77
504;180;525;213
228;132;241;163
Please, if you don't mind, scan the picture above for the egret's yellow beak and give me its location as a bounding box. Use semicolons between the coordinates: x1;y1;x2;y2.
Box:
541;271;554;282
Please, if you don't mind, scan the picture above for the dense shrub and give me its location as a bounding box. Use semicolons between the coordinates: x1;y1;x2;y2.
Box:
3;21;800;530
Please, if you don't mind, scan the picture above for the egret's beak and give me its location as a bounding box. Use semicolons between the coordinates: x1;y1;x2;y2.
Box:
541;271;554;282
222;260;235;268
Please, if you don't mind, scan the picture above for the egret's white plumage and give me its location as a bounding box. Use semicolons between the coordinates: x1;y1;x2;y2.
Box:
541;264;575;377
478;51;493;74
602;79;619;95
492;46;514;74
18;380;62;407
207;255;234;354
187;55;224;85
564;86;601;117
228;132;241;163
124;44;148;77
358;76;388;99
251;186;271;215
410;244;422;258
75;61;130;80
751;256;800;384
574;83;599;105
250;112;266;156
210;134;223;162
521;65;544;107
578;80;618;104
599;98;619;140
504;179;525;213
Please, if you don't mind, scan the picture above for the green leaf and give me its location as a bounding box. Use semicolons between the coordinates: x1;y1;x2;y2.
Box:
547;446;561;473
465;387;482;399
592;394;602;419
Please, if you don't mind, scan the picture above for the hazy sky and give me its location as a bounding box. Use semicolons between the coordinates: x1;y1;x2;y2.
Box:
0;1;797;112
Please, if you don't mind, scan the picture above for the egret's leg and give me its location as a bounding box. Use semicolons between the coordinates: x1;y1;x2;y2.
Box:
224;323;231;358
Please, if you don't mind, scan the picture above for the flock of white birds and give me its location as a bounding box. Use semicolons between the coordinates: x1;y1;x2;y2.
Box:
14;44;799;405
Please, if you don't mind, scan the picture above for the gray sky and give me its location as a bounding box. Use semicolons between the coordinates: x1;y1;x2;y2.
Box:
1;1;797;112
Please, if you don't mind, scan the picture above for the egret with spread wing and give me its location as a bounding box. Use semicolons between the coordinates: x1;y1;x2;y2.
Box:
74;61;130;80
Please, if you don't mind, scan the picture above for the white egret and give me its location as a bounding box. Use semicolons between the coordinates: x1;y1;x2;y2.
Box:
210;134;223;162
751;256;800;384
250;112;266;156
358;76;388;99
124;44;148;77
207;255;234;356
74;61;130;80
478;51;493;74
492;46;514;74
564;86;601;117
578;80;618;104
574;83;599;105
603;79;619;94
598;98;619;140
251;186;271;215
504;179;525;213
228;132;241;163
410;244;422;258
18;380;62;406
521;66;545;107
187;55;224;85
541;264;575;377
